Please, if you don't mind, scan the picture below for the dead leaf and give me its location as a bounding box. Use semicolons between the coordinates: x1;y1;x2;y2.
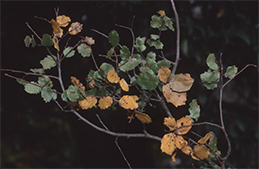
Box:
175;135;187;149
89;79;95;89
84;36;95;45
78;96;97;110
56;15;71;27
157;10;165;17
171;150;177;162
135;111;152;124
69;22;83;35
162;83;187;107
160;133;176;155
52;36;60;51
181;145;192;155
98;96;113;110
120;79;129;92
164;117;177;131
158;66;171;83
119;95;138;110
191;145;210;160
71;76;85;90
176;117;192;135
131;95;139;101
198;132;211;145
169;73;194;92
51;19;63;38
107;69;120;83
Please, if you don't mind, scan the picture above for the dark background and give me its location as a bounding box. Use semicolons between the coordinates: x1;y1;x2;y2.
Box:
1;1;258;168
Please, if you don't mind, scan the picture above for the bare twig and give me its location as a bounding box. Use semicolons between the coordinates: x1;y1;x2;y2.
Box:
95;113;109;131
91;52;99;70
115;137;132;169
25;22;42;40
91;29;123;48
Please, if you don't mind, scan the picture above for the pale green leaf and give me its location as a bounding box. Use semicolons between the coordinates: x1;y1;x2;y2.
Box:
63;46;75;58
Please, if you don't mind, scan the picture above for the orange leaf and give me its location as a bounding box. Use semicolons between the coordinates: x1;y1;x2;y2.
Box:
181;145;192;155
71;76;85;90
98;96;113;110
52;36;60;51
164;117;177;131
169;73;194;92
56;15;71;27
135;111;152;124
120;79;129;92
191;145;210;160
171;150;177;162
176;117;192;135
131;95;139;101
78;96;97;110
160;133;176;155
198;132;212;145
69;22;83;35
162;83;187;107
158;66;171;83
107;69;120;83
157;10;165;17
175;135;187;149
51;19;63;38
119;95;138;110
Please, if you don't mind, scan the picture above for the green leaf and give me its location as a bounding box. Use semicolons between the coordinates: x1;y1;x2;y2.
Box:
41;34;53;47
136;72;159;90
41;88;57;103
202;82;218;90
31;35;36;47
24;82;41;94
77;43;91;57
134;37;146;52
130;76;137;85
61;92;69;102
30;68;44;74
150;15;163;29
157;60;171;68
206;53;219;71
38;75;53;88
134;54;142;60
99;63;115;74
108;30;119;47
120;45;130;60
63;46;75;58
107;48;114;59
17;79;27;85
208;132;218;151
146;51;156;60
119;58;140;72
200;69;220;84
24;35;31;47
187;99;200;121
150;34;159;40
40;55;57;70
147;39;164;49
224;65;238;79
65;85;82;102
140;66;156;77
164;16;174;31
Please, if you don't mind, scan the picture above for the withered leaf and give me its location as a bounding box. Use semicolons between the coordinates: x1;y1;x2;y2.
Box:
176;117;192;135
107;69;120;83
163;117;177;131
120;79;129;92
162;83;187;107
175;135;187;149
98;96;113;110
78;96;97;110
191;145;210;160
158;66;171;83
160;133;176;155
56;15;71;27
119;95;138;110
69;22;83;35
169;73;194;92
135;111;152;124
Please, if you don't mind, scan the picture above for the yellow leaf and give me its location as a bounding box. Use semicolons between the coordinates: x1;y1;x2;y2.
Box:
176;117;192;135
52;36;60;51
157;10;165;17
162;83;187;107
198;132;212;145
163;117;177;131
98;96;113;110
131;95;139;101
181;145;192;155
175;135;187;149
135;111;152;124
51;19;63;38
56;15;71;27
171;150;177;162
69;22;83;35
89;79;95;89
160;133;176;155
71;76;85;90
84;36;95;45
158;66;171;83
191;145;210;160
169;73;194;92
78;96;97;110
119;95;138;110
120;79;129;92
107;69;120;83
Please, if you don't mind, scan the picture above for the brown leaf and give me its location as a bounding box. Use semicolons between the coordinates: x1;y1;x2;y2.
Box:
89;79;95;89
52;36;60;51
158;66;171;83
71;76;85;90
169;73;194;92
163;117;177;131
162;83;187;107
176;117;192;135
84;36;95;45
69;22;83;35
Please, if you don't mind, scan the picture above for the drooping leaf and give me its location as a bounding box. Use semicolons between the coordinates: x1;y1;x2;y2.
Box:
61;92;69;102
77;43;91;57
164;16;174;31
176;117;192;135
52;36;60;51
136;72;159;90
78;96;97;110
98;96;113;110
106;47;114;58
200;69;220;90
160;133;176;155
187;99;200;121
31;35;36;47
51;19;63;38
24;82;41;94
162;84;187;107
208;131;218;151
41;34;54;47
24;35;32;47
120;79;129;92
107;69;120;83
119;58;141;72
158;66;171;83
169;73;194;92
140;66;156;77
40;55;57;70
206;53;219;71
63;46;75;58
135;111;152;124
108;30;119;47
191;145;210;160
224;65;238;79
56;15;71;27
69;22;83;35
30;68;44;74
198;132;211;145
17;79;27;85
120;45;130;60
119;95;138;110
164;117;176;131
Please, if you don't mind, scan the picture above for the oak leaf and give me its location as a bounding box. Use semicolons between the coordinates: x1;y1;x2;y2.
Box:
176;117;192;135
98;96;113;110
119;95;138;110
162;83;187;107
163;117;176;131
69;22;83;35
78;96;97;110
169;73;194;92
120;79;129;92
56;15;71;27
107;69;120;83
191;145;210;160
158;66;171;83
160;133;176;155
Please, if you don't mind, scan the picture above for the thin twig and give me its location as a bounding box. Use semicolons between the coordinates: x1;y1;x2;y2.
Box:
95;113;109;131
115;137;132;169
91;52;99;70
91;29;122;48
25;22;42;40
